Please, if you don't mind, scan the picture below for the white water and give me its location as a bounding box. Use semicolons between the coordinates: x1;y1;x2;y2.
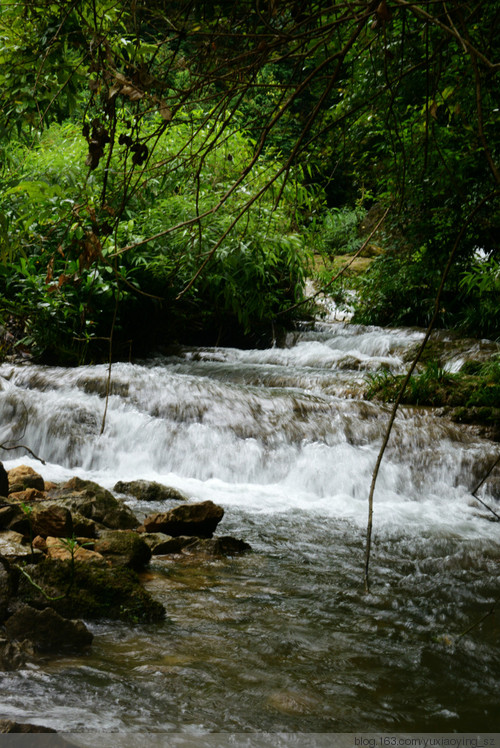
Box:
0;322;497;538
0;321;499;733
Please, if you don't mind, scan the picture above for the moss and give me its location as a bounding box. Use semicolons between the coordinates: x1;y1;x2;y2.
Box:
16;559;165;623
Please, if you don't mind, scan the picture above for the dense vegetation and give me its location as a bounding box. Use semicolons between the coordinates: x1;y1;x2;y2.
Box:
0;0;498;363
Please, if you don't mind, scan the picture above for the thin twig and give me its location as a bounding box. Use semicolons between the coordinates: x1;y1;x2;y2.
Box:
0;442;46;465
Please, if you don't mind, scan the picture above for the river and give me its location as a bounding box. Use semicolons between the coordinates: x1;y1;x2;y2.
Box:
0;320;499;734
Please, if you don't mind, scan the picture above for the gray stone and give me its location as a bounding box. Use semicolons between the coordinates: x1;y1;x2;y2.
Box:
49;477;139;530
114;480;188;503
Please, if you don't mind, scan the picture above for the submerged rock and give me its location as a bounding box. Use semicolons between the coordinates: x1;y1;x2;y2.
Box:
94;530;151;571
114;480;188;503
142;500;224;538
151;535;251;557
5;604;93;653
181;536;252;557
16;559;165;623
8;465;45;494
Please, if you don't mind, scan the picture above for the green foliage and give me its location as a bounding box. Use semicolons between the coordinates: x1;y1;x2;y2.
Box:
314;206;366;257
366;356;500;409
0;115;312;361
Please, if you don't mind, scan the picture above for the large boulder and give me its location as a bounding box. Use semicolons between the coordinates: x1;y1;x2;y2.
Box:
0;462;8;498
49;477;139;530
93;530;151;571
114;480;189;503
16;559;165;623
5;604;93;653
142;501;224;538
7;465;45;494
31;504;73;539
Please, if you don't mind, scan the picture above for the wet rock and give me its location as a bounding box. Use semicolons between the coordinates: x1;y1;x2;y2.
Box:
0;462;8;498
8;487;46;503
0;530;40;563
0;720;58;734
5;604;93;653
141;532;189;554
31;504;73;539
71;512;97;538
0;638;26;670
45;536;104;564
94;530;151;571
182;536;252;557
149;535;251;557
8;465;45;494
142;500;224;538
49;477;139;530
114;480;189;503
16;559;165;623
0;501;30;536
148;535;198;554
0;555;13;623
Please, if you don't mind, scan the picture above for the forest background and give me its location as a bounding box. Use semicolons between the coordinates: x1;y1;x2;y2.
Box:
0;0;498;366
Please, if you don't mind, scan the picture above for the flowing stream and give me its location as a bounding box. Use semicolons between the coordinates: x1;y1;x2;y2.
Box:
0;321;499;734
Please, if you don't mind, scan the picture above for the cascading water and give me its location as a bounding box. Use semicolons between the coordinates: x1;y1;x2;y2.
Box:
0;321;499;733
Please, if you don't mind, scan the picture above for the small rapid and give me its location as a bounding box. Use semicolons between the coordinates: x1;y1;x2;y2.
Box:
0;321;499;732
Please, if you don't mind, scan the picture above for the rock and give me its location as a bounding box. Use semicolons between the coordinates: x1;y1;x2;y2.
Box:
0;638;26;670
0;501;30;536
140;532;188;554
114;480;189;503
71;512;97;538
5;604;93;653
93;530;151;571
7;465;45;493
0;555;13;623
45;536;104;564
8;487;46;503
0;462;8;498
182;536;252;557
16;559;165;623
145;534;197;555
0;720;59;734
150;535;251;557
142;500;224;538
49;477;139;530
0;530;40;563
31;504;73;538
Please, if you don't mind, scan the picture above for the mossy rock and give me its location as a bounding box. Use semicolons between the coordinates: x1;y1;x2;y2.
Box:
94;530;151;571
15;559;165;623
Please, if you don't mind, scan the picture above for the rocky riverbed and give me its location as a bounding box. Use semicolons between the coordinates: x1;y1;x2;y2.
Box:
0;463;250;675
